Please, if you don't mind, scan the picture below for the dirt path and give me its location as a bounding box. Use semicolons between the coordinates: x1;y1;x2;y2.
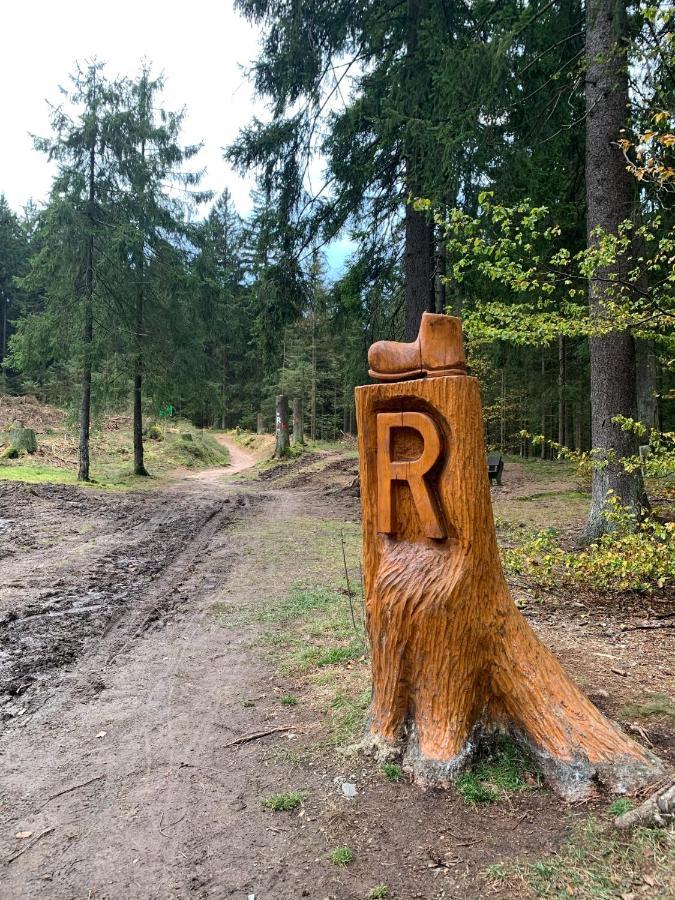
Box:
0;452;672;899
185;434;258;484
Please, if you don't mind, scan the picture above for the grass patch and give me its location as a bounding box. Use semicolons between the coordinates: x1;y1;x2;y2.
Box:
456;774;497;805
329;847;354;866
456;736;540;805
280;694;298;706
621;694;675;720
262;791;304;812
382;763;403;782
609;798;633;816
330;686;371;745
0;421;230;490
482;818;675;898
369;887;390;899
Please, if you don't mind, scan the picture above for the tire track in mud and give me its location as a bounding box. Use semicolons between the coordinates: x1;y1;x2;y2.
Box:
0;480;262;728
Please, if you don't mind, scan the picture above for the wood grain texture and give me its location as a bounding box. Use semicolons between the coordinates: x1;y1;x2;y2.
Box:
355;374;663;799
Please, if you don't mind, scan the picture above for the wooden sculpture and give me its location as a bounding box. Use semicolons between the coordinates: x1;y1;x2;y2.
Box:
355;313;663;800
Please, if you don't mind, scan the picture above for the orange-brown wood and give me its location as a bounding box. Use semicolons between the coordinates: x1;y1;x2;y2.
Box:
376;411;445;539
355;372;663;799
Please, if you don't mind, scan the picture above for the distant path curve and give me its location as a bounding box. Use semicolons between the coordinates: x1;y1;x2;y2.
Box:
186;432;257;484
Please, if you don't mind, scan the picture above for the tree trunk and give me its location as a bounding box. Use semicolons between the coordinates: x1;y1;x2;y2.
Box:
558;335;566;447
133;252;148;477
355;370;663;799
0;291;7;365
274;394;290;458
293;397;304;445
78;129;96;483
257;412;264;435
584;0;646;539
310;313;317;441
635;338;659;430
404;205;435;341
403;0;435;341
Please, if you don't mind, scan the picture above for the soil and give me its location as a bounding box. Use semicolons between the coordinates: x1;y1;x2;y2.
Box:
0;440;673;899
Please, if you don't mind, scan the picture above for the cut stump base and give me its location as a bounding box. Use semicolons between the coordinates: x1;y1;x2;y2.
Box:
355;375;663;800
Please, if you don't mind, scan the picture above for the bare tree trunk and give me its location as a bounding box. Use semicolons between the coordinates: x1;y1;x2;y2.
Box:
0;291;7;366
275;394;290;458
78;123;96;483
404;205;435;341
257;412;264;435
584;0;646;540
635;338;659;430
293;397;304;445
558;335;566;447
133;121;149;478
434;231;446;314
540;353;546;459
310;312;317;441
403;0;434;341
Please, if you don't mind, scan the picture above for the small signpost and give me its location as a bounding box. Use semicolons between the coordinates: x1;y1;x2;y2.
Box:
355;313;662;799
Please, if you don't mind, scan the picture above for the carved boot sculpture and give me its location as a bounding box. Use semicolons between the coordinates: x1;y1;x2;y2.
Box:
355;314;663;800
368;312;467;381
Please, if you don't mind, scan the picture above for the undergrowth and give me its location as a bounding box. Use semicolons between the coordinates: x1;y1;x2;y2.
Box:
482;818;675;898
503;496;674;591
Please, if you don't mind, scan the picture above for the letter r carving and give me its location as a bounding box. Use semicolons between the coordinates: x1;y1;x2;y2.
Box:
376;411;445;539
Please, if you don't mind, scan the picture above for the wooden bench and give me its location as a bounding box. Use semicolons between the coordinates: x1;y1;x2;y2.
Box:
487;452;504;486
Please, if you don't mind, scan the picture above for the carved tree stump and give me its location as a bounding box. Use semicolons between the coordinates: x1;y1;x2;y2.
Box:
355;373;663;799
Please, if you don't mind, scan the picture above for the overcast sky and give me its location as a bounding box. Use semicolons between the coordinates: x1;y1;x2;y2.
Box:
1;0;264;215
1;1;353;274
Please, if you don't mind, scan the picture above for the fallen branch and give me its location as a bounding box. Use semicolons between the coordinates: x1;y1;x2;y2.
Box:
222;724;300;748
40;774;105;810
4;828;55;865
614;780;675;830
620;623;675;632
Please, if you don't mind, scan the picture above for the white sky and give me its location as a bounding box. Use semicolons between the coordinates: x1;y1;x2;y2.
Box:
1;0;354;274
1;0;264;215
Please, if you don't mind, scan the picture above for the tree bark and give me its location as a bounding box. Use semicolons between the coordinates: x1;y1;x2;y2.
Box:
274;394;290;458
584;0;646;539
635;338;659;430
257;412;264;435
133;249;148;477
558;336;566;447
403;0;435;341
355;373;663;799
78;120;96;483
292;397;304;445
404;205;435;341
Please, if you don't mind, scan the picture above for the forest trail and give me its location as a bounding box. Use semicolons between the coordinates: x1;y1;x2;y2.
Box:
185;433;258;484
0;451;672;899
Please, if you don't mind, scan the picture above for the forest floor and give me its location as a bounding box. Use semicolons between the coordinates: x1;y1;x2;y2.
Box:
0;429;673;900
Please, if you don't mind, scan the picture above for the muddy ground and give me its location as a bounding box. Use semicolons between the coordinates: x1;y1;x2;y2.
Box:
0;440;673;899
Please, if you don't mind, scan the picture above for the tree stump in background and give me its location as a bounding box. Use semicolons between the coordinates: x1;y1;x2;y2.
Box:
293;397;304;445
274;394;290;458
355;326;663;800
10;421;37;454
